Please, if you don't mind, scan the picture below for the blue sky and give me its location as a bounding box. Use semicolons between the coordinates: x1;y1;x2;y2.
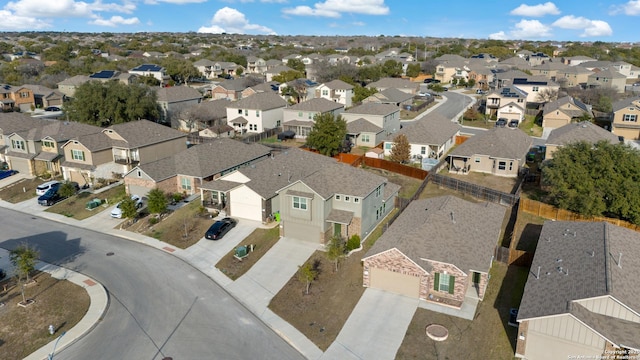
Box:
1;0;640;42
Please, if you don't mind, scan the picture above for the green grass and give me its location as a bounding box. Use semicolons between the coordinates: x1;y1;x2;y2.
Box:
520;114;543;137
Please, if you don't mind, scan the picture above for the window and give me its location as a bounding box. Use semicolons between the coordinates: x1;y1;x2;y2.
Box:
256;110;260;117
385;143;392;150
238;109;242;114
532;86;539;92
421;146;426;155
354;198;359;203
474;157;480;163
293;196;307;210
308;112;313;119
42;140;55;148
344;196;350;202
498;161;506;171
375;186;382;197
298;111;303;117
322;90;329;96
244;109;248;116
11;139;25;150
137;170;141;177
181;177;192;191
20;92;29;98
509;162;513;171
335;194;341;201
361;134;370;142
71;149;85;161
437;273;454;293
623;114;637;122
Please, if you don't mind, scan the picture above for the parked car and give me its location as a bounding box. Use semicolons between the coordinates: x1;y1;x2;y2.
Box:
44;106;61;112
277;130;296;141
476;89;486;94
495;118;508;127
508;119;519;128
36;180;60;196
37;181;79;206
110;195;144;218
0;169;18;180
205;217;237;240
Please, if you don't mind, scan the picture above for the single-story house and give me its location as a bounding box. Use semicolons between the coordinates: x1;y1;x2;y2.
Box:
545;121;620;160
383;114;460;161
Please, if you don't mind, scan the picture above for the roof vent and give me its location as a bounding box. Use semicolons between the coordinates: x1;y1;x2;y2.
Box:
450;211;456;224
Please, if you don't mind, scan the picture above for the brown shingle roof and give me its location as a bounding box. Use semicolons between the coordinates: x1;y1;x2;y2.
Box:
228;92;288;111
388;113;460;145
156;86;202;103
287;98;344;113
546;121;619;147
105;119;187;149
449;127;532;160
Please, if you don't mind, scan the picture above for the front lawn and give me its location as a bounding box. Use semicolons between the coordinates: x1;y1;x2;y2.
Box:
0;177;47;203
45;185;126;220
396;263;529;360
215;226;280;280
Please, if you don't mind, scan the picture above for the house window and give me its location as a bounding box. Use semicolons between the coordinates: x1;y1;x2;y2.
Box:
498;161;506;171
238;109;242;114
509;162;513;171
375;186;382;197
335;194;341;201
181;177;191;191
71;149;85;161
137;170;142;177
421;146;426;155
11;139;25;150
623;114;637;122
474;157;480;163
517;98;523;103
293;196;307;210
20;92;29;98
322;90;328;96
354;197;359;203
244;109;248;116
532;86;539;92
42;140;55;148
344;196;350;202
298;111;303;117
361;134;370;142
308;113;313;119
256;110;260;117
385;143;392;149
276;120;281;127
436;273;454;294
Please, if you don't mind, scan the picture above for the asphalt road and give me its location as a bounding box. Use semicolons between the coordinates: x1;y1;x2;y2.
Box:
435;91;474;120
0;207;304;360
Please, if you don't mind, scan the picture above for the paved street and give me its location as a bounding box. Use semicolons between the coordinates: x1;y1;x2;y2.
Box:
0;207;304;360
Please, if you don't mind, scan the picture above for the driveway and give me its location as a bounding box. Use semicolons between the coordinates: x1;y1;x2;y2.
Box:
322;288;419;360
0;172;29;190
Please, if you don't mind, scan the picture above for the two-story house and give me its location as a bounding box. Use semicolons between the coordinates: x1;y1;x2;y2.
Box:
511;77;560;105
129;64;170;85
611;96;640;140
367;78;419;95
0;84;35;112
226;92;288;134
246;56;268;75
193;59;216;79
0;113;48;171
315;80;354;108
61;120;187;186
282;98;344;139
383;114;460;161
545;121;620;160
21;84;65;109
342;103;400;147
485;86;528;121
586;68;627;93
56;75;91;98
541;96;592;130
156;85;203;124
211;78;255;101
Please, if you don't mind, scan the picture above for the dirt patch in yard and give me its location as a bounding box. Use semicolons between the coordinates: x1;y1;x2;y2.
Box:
45;185;126;220
396;263;529;360
215;226;280;280
418;181;482;202
442;171;517;194
0;271;90;359
0;177;47;203
363;168;423;199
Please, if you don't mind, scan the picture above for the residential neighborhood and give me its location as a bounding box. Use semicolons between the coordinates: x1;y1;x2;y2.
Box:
2;31;640;360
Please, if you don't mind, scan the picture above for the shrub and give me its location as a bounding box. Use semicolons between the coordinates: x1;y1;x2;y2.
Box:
346;235;361;251
149;217;159;225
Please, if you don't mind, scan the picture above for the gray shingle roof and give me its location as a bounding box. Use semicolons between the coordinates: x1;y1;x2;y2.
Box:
321;79;354;90
228;92;288;111
368;78;418;90
345;103;398;116
449;127;532;160
299;159;392;199
364;196;506;274
517;221;640;321
367;88;414;103
546;121;620;147
347;118;383;134
287;98;344;113
542;96;591;117
67;132;113;152
0;113;49;135
156;86;202;103
105;119;187;149
611;96;640;113
388;113;460;145
570;302;640;349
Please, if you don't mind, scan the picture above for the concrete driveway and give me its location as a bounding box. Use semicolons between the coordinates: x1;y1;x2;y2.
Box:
0;172;30;190
322;288;419;360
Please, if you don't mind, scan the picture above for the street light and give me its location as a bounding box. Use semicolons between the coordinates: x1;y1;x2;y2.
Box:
48;331;66;360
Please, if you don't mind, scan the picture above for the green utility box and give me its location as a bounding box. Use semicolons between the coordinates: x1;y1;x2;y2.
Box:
86;198;102;210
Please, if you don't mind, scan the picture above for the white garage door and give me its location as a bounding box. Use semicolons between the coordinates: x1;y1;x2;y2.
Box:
370;267;420;298
229;187;262;222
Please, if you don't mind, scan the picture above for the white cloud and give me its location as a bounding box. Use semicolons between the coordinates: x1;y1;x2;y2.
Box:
616;0;640;15
488;31;508;40
90;15;140;26
6;0;92;17
510;19;553;39
552;15;612;37
148;0;207;3
198;7;276;34
510;2;560;17
0;10;51;30
283;0;389;18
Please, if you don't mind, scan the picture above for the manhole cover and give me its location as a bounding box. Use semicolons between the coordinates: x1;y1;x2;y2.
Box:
106;252;114;256
426;324;449;341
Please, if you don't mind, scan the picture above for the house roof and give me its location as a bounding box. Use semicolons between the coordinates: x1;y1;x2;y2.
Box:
368;77;418;90
611;96;640;113
570;302;640;350
156;86;202;103
588;68;626;79
320;79;354;90
449;127;532;160
136;138;271;181
542;96;591;118
105;119;187;149
228;92;287;111
366;88;414;103
346;118;383;134
364;196;506;274
131;64;164;72
546;121;620;147
17;120;102;142
387;113;460;146
214;78;254;92
184;99;229;120
266;65;293;74
0;112;48;135
345;103;398;116
287;98;344;113
517;221;640;321
57;75;90;86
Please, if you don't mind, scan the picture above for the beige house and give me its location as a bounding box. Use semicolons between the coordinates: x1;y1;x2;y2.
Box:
367;78;418;95
383;114;460;161
56;75;91;98
0;84;35;112
342;103;401;140
611;97;640;140
587;68;627;93
485;87;528;121
516;221;640;360
541;96;592;130
0;113;46;170
545;122;620;160
557;66;593;88
282;98;344;139
22;84;65;109
447;127;532;177
315;80;354;108
61;120;187;186
363;196;506;319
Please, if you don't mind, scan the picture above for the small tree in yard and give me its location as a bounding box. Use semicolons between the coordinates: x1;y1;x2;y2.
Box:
306;113;347;157
390;133;411;164
119;197;138;223
10;244;39;305
325;236;345;272
147;188;168;215
58;182;78;203
297;262;318;295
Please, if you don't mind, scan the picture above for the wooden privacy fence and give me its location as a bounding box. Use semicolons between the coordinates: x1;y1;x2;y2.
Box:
520;198;640;232
335;153;429;180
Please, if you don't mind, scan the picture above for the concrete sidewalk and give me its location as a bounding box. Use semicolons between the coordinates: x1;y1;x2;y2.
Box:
0;249;108;360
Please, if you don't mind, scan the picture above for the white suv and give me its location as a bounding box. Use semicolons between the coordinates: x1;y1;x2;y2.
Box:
36;180;60;196
110;195;143;218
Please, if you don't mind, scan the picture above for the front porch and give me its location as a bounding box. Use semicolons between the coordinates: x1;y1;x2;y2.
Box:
419;282;481;320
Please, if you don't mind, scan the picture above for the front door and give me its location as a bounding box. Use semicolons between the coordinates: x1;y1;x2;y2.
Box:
334;223;341;237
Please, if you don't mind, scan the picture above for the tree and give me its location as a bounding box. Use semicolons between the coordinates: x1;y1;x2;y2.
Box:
535;88;559;104
405;63;421;78
138;74;161;87
390;134;411;163
297;262;318;295
160;57;200;84
542;141;640;225
119;196;138;222
306;113;347;157
352;85;378;104
10;244;39;304
381;59;403;77
272;69;304;83
325;236;345;272
147;188;168;215
287;58;306;73
58;182;78;203
467;78;476;88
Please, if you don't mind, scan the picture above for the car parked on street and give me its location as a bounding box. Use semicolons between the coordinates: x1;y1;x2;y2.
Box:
0;169;18;180
205;217;237;240
110;195;144;218
36;180;61;196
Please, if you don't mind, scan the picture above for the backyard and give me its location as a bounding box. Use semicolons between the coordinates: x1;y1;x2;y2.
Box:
438;170;518;194
362;168;424;199
0;272;90;359
396;263;529;360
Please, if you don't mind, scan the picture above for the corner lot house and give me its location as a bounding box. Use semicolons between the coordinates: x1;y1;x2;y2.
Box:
545;122;620;160
363;196;506;319
516;221;640;360
226;92;288;134
447;127;532;177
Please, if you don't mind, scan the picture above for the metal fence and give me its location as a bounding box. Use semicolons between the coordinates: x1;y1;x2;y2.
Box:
429;173;520;206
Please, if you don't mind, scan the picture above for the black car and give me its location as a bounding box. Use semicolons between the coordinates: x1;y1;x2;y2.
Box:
205;217;237;240
508;119;519;128
37;182;79;206
495;118;508;127
45;106;61;112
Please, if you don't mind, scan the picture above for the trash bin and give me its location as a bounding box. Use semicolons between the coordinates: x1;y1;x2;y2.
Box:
86;198;102;210
274;212;280;222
